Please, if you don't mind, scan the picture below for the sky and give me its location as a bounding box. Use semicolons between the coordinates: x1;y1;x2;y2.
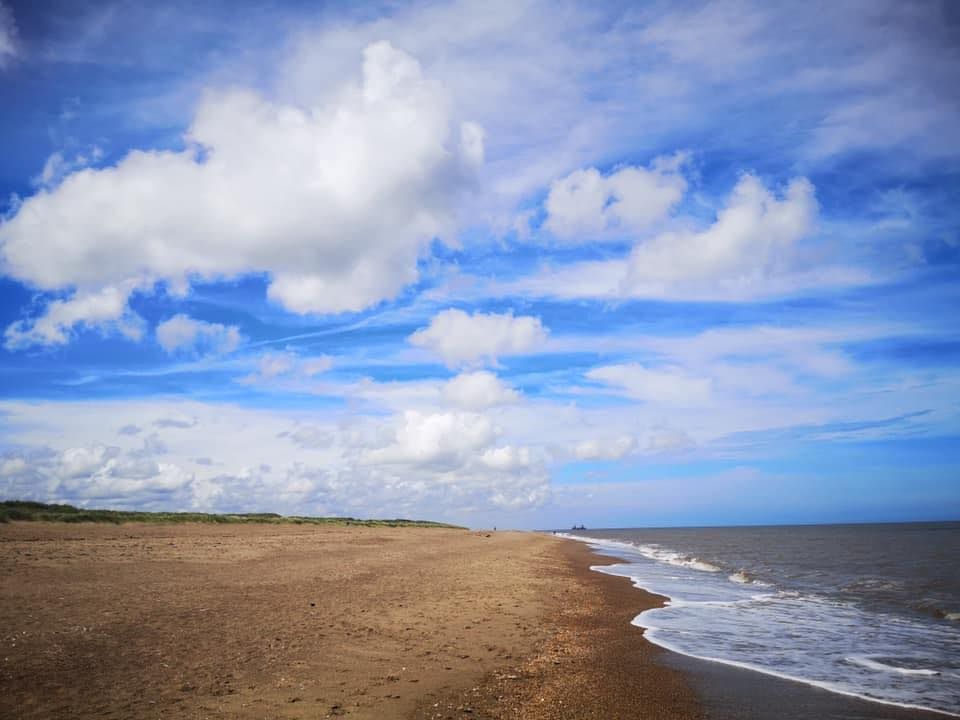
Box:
0;0;958;529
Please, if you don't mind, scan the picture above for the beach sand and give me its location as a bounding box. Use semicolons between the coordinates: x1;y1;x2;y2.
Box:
423;539;702;719
0;522;565;719
0;522;947;719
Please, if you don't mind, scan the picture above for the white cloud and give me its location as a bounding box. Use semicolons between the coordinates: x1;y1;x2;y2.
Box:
547;323;863;407
272;0;960;242
800;37;960;161
32;147;104;189
624;174;817;289
0;399;551;518
443;370;519;409
409;308;548;367
277;0;617;212
155;314;241;356
365;410;496;467
346;378;446;409
637;1;769;74
0;456;27;476
0;2;16;67
480;445;532;471
636;325;857;380
59;445;117;479
1;352;956;522
544;153;688;240
586;363;713;406
300;356;335;376
252;352;296;378
486;172;847;302
358;410;548;510
2;2;953;352
573;435;637;460
0;41;483;347
238;351;333;384
4;284;145;350
0;438;192;503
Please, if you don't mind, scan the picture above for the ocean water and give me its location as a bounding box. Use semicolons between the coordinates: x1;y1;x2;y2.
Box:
559;523;960;716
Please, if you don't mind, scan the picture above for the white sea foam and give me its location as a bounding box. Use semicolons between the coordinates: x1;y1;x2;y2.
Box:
557;533;722;573
846;655;941;676
634;543;723;573
642;627;960;718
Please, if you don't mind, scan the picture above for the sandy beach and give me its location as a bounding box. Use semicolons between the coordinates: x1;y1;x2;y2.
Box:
0;521;700;719
1;522;948;719
0;522;561;719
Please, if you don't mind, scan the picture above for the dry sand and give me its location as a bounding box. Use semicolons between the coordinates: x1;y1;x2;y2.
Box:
0;522;546;718
0;521;702;719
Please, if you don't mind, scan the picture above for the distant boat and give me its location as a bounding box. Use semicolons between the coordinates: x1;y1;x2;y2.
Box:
571;524;586;530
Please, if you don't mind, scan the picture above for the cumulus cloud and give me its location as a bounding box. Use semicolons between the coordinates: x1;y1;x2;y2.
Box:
624;174;818;290
0;456;27;476
409;308;548;367
4;284;145;350
491;172;841;302
544;153;688;240
365;410;497;468
0;439;192;504
0;399;552;517
360;410;548;510
0;42;483;348
586;363;713;406
480;444;533;471
571;428;692;459
155;314;241;356
443;371;519;409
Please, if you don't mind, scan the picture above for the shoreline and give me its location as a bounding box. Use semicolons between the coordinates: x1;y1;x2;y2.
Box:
561;536;954;720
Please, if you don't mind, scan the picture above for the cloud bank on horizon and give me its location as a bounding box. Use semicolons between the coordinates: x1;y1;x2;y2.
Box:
0;0;958;528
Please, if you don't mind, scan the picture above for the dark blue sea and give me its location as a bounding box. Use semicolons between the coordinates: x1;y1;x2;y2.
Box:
561;523;960;716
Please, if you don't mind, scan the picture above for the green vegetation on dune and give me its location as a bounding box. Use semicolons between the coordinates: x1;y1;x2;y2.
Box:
0;500;464;529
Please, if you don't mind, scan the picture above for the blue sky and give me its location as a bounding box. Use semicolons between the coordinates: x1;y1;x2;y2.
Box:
0;0;958;528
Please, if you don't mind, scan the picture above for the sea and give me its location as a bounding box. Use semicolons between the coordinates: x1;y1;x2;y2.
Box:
559;523;960;717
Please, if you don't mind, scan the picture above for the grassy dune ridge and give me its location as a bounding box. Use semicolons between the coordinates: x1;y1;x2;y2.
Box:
0;500;464;528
